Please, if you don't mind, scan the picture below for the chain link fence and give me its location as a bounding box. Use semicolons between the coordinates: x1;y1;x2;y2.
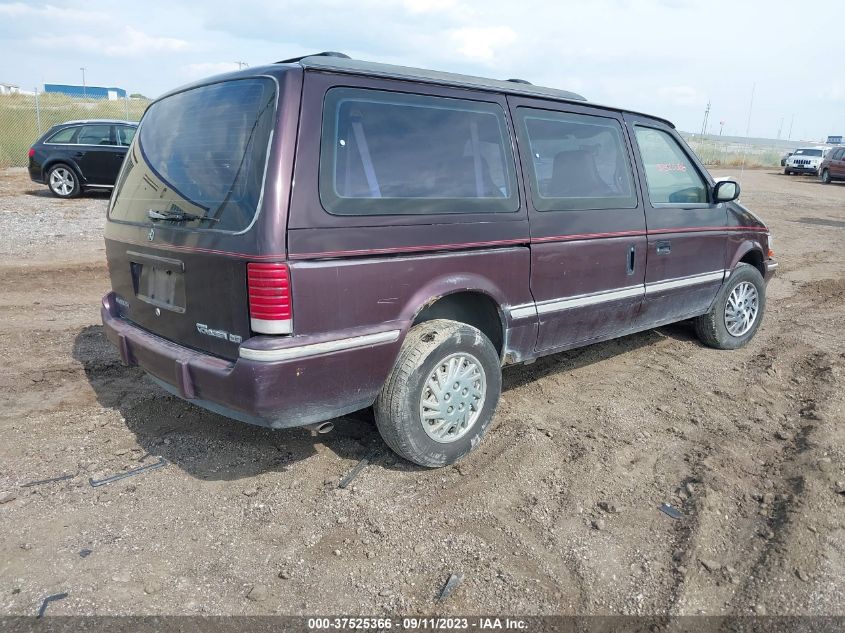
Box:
1;92;802;171
0;92;151;168
681;133;796;169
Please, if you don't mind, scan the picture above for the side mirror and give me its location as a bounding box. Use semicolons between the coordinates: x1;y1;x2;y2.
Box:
714;179;740;202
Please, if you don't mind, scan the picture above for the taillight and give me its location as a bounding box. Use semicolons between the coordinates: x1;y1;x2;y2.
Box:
28;148;35;158
247;262;292;335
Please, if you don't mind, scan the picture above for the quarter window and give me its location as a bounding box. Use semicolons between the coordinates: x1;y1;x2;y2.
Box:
517;108;637;211
319;88;518;215
77;125;113;146
47;127;77;144
635;127;707;204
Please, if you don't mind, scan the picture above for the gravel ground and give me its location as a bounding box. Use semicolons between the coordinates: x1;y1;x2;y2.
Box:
0;167;843;617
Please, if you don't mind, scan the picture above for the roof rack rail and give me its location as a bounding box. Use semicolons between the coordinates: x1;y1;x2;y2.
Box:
277;51;350;64
505;78;532;85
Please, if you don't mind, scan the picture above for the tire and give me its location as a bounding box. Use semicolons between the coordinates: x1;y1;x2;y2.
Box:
820;169;831;184
47;164;81;198
783;168;791;175
694;263;766;350
374;319;502;468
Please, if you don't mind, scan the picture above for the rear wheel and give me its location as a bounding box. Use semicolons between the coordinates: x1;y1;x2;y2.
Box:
694;263;766;350
374;319;502;467
820;168;831;184
47;164;81;198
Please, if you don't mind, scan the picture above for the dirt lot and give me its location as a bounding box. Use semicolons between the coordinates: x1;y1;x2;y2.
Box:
0;168;843;617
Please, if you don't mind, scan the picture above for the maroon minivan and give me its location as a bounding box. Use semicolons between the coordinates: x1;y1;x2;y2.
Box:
101;53;777;467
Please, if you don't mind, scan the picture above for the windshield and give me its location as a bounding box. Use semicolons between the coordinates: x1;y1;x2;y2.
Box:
109;77;277;232
793;149;823;157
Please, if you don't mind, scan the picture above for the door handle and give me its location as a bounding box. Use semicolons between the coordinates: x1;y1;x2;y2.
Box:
656;240;671;255
626;245;636;275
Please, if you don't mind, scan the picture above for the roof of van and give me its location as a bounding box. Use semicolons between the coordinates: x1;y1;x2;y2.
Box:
283;54;675;128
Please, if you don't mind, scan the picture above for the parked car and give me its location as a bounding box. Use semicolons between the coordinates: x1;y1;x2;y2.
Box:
100;53;776;467
783;146;829;176
819;146;845;184
28;119;137;198
780;151;793;167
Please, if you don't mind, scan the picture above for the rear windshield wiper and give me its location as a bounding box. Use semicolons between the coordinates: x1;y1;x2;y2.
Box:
147;209;219;224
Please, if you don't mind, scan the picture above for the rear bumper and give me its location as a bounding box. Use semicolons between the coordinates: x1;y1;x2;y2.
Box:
27;162;43;183
100;292;402;429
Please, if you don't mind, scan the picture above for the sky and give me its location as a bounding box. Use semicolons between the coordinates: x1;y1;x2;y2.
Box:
0;0;842;141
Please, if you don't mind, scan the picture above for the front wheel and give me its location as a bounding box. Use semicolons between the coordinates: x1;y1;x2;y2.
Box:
694;263;766;350
374;319;502;467
783;168;792;175
820;169;831;184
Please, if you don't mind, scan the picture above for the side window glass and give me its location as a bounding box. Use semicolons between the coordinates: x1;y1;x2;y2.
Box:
517;108;637;211
117;126;136;146
319;88;518;216
47;127;77;144
77;125;113;146
635;127;707;204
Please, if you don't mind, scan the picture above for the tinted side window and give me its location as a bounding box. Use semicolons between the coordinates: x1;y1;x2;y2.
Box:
117;126;136;146
47;127;78;144
319;88;518;216
516;108;636;211
78;125;113;146
634;127;707;204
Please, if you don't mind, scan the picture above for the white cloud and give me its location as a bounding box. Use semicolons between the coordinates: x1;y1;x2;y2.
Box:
450;26;515;61
658;85;705;107
402;0;457;14
34;27;188;57
181;62;243;80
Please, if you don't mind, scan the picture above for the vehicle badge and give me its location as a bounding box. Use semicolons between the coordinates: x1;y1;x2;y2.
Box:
148;227;155;241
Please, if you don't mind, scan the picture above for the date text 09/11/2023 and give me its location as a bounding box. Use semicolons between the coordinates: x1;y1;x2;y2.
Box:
307;617;529;630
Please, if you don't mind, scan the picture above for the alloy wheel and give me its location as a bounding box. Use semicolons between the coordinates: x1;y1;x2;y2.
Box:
724;281;759;337
49;167;75;196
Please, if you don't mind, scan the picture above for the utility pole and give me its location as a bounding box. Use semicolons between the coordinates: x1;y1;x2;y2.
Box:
719;120;725;136
777;117;783;140
700;100;711;137
80;67;87;99
234;61;248;70
787;114;794;141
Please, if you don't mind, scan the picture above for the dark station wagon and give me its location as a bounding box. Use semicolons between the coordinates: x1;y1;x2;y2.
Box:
101;53;777;467
28;119;138;197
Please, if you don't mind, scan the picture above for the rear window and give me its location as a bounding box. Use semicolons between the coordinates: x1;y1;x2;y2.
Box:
109;78;277;232
516;108;636;211
78;125;113;145
319;88;518;216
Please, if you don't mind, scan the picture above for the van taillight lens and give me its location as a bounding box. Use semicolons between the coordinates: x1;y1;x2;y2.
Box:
28;148;35;158
247;262;292;335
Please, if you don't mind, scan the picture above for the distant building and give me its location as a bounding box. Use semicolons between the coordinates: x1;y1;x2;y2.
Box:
0;83;21;95
827;135;843;145
44;83;127;100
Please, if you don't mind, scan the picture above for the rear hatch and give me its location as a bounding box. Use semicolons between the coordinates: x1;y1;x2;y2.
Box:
105;77;279;360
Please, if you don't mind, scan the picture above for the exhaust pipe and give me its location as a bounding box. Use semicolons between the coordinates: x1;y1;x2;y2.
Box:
306;421;335;434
